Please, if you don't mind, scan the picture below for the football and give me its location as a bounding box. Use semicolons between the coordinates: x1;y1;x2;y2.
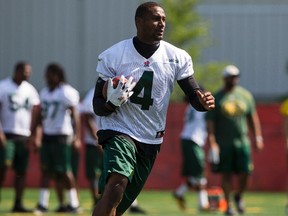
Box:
102;76;127;99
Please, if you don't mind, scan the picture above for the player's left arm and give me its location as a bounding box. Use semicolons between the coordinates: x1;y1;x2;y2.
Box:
84;113;98;141
178;75;215;111
28;104;42;151
248;111;264;151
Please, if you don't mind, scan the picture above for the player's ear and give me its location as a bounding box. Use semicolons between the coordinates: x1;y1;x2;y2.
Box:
135;17;143;28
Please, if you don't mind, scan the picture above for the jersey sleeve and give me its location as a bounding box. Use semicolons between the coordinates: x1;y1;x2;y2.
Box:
175;50;194;81
63;85;80;107
96;52;117;81
80;89;94;114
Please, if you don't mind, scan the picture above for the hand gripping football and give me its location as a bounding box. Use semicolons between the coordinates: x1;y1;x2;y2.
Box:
102;75;136;107
102;76;127;99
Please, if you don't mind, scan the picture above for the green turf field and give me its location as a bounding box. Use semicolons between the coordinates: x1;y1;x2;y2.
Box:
0;188;286;216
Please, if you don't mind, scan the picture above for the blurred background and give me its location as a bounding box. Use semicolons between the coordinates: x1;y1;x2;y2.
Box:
0;0;287;192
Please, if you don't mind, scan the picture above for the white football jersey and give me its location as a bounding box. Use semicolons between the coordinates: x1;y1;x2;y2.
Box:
0;77;40;136
40;83;79;136
79;88;101;146
96;38;194;144
180;105;207;147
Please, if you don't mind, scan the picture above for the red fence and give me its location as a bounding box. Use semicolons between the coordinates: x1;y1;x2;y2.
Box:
3;103;287;191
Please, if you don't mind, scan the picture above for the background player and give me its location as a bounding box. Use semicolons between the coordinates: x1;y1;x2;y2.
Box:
206;65;264;215
32;63;81;213
79;88;103;207
0;61;40;212
173;96;209;212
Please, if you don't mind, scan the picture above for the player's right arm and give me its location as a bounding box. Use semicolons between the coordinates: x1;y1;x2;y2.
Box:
93;77;118;116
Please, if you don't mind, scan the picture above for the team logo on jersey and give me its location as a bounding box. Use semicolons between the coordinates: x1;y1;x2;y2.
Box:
155;130;165;138
221;100;247;117
144;61;150;67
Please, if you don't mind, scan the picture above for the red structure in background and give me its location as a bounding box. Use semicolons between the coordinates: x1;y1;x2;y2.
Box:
146;103;287;191
3;103;287;191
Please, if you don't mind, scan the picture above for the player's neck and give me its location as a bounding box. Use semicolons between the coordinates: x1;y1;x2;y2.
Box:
12;77;23;86
48;83;61;92
133;36;160;59
224;85;236;92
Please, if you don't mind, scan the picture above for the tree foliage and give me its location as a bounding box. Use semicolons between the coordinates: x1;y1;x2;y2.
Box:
160;0;225;102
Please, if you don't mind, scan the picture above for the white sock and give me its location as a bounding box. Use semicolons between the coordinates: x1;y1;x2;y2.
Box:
175;184;188;197
39;188;50;208
198;189;209;209
68;188;79;208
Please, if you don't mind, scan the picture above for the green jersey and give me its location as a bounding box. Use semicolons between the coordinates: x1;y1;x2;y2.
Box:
206;86;255;146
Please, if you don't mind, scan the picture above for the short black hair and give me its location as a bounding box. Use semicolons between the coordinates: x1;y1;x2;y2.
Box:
135;1;161;19
14;61;29;72
46;63;66;83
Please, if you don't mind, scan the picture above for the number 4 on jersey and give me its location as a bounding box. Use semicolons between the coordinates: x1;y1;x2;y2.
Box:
130;71;154;110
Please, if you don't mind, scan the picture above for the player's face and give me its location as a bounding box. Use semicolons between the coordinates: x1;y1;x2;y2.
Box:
45;71;59;90
224;75;239;89
138;6;166;44
21;65;32;81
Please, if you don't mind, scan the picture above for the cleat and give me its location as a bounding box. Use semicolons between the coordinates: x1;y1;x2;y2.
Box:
66;205;83;214
234;194;245;214
129;206;146;214
34;204;48;215
225;206;235;215
55;205;68;212
12;204;32;213
173;192;186;210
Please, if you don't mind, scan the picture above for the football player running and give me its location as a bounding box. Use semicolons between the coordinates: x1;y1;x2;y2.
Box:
92;2;215;216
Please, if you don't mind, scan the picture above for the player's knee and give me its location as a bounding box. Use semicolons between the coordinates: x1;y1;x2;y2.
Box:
103;175;128;209
106;183;126;208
